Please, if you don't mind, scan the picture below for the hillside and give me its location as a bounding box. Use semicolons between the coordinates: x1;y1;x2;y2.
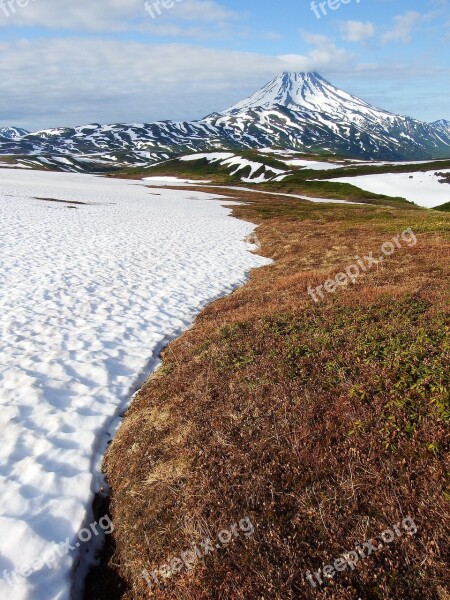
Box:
109;150;450;209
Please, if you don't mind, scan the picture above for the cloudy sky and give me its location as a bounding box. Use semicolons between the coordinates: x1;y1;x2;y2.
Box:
0;0;449;130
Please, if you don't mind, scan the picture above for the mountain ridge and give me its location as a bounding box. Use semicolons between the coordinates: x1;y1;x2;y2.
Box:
1;73;449;166
0;127;30;141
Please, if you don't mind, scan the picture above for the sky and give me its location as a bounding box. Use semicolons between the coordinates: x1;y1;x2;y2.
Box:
0;0;449;130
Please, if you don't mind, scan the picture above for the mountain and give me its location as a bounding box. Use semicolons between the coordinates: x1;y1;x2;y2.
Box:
431;119;450;139
1;73;449;168
0;127;29;140
225;72;394;119
218;72;450;160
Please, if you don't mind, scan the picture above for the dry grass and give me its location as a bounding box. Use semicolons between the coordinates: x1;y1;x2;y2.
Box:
93;191;450;600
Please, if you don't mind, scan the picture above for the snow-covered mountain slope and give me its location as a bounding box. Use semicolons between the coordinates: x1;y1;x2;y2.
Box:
1;73;449;165
217;72;450;160
0;126;29;140
431;119;450;139
0;150;171;173
225;72;395;124
0;121;231;160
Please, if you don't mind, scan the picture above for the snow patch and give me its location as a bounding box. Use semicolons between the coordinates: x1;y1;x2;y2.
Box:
328;169;450;208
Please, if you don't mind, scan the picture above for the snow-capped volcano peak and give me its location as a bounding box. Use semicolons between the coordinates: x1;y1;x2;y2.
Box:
223;71;397;125
224;72;325;113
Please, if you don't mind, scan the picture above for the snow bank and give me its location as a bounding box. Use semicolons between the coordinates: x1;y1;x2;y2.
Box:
0;169;270;599
283;158;343;170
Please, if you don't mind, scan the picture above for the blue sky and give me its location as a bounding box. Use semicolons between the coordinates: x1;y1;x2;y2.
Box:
0;0;448;129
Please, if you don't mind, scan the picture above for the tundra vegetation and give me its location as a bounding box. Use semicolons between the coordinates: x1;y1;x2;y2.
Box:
86;182;450;600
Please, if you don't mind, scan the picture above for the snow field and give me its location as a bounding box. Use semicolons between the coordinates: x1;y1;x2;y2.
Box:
328;169;450;208
0;169;270;600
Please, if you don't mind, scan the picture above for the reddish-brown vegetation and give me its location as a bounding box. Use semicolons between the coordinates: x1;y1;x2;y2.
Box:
88;191;450;600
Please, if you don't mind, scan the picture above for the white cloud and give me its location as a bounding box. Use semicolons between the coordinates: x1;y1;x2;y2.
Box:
0;32;361;130
340;21;375;43
0;39;283;129
0;34;447;130
0;0;240;34
295;32;354;69
382;11;423;45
